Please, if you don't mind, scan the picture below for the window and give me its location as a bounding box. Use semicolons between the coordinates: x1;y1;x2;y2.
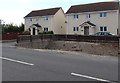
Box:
100;26;107;31
44;27;48;32
104;27;107;31
100;13;102;17
36;18;39;21
73;27;79;31
44;17;48;20
87;14;91;18
100;27;103;31
100;12;107;17
30;18;32;21
73;15;79;19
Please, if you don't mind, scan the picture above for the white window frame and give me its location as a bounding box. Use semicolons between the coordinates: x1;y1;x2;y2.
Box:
99;12;107;17
73;15;79;19
36;18;39;21
73;27;79;31
29;18;32;21
44;17;48;20
100;26;107;31
86;14;91;18
44;27;48;32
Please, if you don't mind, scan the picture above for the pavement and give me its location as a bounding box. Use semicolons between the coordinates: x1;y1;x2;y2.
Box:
0;39;16;43
1;42;118;82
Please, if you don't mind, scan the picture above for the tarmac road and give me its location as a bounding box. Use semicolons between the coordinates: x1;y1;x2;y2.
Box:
1;42;118;82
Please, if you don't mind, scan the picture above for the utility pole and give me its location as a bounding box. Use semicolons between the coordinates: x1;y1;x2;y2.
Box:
0;19;2;24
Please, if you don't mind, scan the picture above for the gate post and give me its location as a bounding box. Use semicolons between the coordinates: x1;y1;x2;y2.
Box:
30;35;32;42
17;36;19;43
119;38;120;55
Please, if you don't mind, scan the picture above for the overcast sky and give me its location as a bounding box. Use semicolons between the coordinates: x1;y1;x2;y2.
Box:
0;0;118;25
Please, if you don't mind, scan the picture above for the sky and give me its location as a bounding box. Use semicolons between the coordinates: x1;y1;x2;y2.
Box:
0;0;118;25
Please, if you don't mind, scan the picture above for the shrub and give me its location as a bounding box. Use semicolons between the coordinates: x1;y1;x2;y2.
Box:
38;31;54;34
22;31;30;34
1;23;25;33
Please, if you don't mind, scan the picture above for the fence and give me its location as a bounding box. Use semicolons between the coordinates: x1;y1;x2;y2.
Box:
0;33;30;40
17;34;120;43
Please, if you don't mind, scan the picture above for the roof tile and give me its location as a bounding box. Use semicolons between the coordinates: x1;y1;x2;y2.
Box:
66;2;119;14
25;7;61;18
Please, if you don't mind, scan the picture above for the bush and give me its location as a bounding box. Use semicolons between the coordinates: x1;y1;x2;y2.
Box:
39;31;54;34
1;23;25;34
22;31;30;34
19;23;24;33
38;32;43;34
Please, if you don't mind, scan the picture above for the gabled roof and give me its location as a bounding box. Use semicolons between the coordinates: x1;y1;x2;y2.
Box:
80;21;96;27
25;7;61;18
33;24;41;27
29;24;42;28
66;2;119;14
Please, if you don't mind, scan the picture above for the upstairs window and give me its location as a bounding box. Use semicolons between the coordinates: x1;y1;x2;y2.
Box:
73;15;79;19
100;12;107;17
73;27;79;31
29;18;32;21
36;18;39;21
44;17;48;20
87;14;91;18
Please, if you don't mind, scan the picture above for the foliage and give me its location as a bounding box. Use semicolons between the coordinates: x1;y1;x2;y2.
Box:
19;23;24;33
22;31;30;34
38;31;54;34
1;23;25;34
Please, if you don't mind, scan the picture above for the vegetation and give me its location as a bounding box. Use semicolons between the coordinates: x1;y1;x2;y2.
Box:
38;31;54;34
0;19;54;35
0;20;24;34
22;31;30;34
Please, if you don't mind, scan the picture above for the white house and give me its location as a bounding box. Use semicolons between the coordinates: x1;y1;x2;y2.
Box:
24;7;66;35
66;1;119;35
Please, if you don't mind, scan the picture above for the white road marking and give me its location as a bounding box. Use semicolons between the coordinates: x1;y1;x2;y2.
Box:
71;73;110;82
0;57;34;66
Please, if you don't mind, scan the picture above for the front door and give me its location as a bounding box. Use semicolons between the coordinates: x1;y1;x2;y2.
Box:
84;26;89;35
33;28;35;35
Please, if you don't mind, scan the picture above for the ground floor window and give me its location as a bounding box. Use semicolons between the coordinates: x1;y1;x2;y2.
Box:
73;27;79;31
100;26;107;31
44;27;48;32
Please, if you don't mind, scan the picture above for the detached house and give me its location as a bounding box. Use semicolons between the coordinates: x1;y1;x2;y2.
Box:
66;2;119;35
24;7;66;35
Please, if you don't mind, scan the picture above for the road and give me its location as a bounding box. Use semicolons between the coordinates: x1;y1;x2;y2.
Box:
1;42;118;82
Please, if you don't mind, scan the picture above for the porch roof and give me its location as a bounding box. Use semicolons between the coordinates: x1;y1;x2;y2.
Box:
33;24;41;27
80;21;96;27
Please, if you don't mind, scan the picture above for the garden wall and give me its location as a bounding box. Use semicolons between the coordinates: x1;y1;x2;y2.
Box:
0;33;30;40
16;39;118;56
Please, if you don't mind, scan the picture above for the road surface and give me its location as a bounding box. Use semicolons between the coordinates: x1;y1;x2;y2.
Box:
1;42;118;82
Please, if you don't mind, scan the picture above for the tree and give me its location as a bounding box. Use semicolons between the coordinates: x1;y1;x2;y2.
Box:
0;19;6;34
5;24;19;33
19;23;24;33
1;23;25;33
0;19;25;34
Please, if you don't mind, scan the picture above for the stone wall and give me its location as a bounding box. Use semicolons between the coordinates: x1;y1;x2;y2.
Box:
16;40;118;56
